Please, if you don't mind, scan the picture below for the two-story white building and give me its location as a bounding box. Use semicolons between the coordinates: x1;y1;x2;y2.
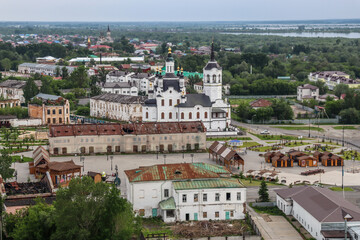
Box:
106;71;134;83
0;80;42;103
100;82;138;96
275;186;360;240
297;84;319;101
125;162;246;222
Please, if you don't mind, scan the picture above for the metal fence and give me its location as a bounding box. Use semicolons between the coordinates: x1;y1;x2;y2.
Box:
227;95;296;99
70;115;107;124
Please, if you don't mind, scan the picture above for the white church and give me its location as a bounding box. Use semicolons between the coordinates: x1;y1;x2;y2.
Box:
142;44;231;132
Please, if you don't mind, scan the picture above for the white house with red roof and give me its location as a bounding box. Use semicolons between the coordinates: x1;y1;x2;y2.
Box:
297;84;319;101
125;162;246;222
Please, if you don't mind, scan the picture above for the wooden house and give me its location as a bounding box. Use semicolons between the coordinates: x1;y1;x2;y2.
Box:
272;155;293;168
264;152;275;163
320;153;344;167
288;151;307;163
208;141;244;171
297;155;318;167
30;146;50;176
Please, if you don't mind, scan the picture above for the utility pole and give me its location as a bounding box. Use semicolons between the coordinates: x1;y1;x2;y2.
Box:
342;125;345;147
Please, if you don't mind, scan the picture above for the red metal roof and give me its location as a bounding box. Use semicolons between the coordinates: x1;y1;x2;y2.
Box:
250;99;272;108
49;121;206;137
125;163;231;182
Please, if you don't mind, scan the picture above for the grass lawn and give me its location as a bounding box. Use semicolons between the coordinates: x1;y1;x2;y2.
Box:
252;133;303;141
333;126;358;130
142;217;174;238
250;205;284;216
274;126;324;132
315;141;341;146
329;187;353;192
252;146;275;152
284;142;310;147
11;156;33;163
207;137;252;141
238;178;280;187
242;142;261;148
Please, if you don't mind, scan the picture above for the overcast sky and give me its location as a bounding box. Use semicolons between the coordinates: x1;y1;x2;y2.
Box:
1;0;360;22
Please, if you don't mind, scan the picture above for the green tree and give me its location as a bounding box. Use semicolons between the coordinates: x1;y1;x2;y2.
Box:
69;66;89;88
334;83;349;98
271;99;294;120
55;66;61;77
90;85;102;97
23;79;39;103
0;149;15;180
258;180;270;202
313;80;328;95
52;177;140;240
76;106;90;116
97;67;109;84
61;66;69;79
339;108;360;124
9;199;55;240
1;58;11;71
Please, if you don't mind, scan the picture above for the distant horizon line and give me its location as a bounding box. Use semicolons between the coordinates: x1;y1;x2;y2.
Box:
1;18;360;24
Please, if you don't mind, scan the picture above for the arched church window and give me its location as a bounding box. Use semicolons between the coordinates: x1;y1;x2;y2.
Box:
189;112;192;119
207;75;210;83
161;112;165;119
204;112;208;119
212;75;216;83
218;74;221;83
196;112;200;119
169;112;172;119
181;112;184;119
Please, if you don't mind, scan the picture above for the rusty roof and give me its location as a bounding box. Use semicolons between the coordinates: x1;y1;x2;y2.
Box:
125;163;231;183
250;99;272;108
49;121;206;137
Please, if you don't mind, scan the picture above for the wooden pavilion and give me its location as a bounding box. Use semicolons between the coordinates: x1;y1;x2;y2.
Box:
208;141;244;171
272;155;293;168
297;155;318;167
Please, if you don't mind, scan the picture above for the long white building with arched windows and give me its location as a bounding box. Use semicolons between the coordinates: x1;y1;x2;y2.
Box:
142;44;231;132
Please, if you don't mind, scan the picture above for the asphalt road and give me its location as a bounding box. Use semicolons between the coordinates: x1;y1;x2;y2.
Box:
231;120;360;150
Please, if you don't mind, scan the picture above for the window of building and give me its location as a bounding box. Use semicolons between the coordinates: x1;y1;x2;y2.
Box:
182;194;187;203
196;112;200;119
146;112;148;119
226;192;231;201
212;74;216;83
181;112;184;119
194;194;198;202
59;109;62;114
161;112;165;119
203;212;207;218
215;212;219;218
139;209;145;216
177;99;180;105
47;109;50;114
52;109;56;114
164;189;169;198
152;189;157;198
53;118;56;124
169;112;172;119
47;118;51;123
189;112;192;119
237;192;241;201
166;210;174;218
139;190;145;198
230;211;234;217
59;118;62;123
169;99;172;106
203;193;207;202
66;108;68;114
161;99;164;106
215;193;220;201
207;74;210;83
205;112;208;119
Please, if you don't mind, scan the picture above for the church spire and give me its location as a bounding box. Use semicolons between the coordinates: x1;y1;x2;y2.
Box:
210;39;215;61
107;25;110;32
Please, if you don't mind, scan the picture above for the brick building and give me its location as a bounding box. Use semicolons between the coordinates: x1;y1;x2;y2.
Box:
28;93;70;125
48;121;206;155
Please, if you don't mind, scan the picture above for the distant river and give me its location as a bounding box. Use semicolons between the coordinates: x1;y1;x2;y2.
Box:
222;32;360;38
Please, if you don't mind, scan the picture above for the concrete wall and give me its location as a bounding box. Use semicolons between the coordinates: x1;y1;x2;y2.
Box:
10;118;42;127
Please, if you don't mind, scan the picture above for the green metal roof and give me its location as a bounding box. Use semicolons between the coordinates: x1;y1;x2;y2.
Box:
159;197;176;210
173;178;244;190
89;55;99;58
192;162;229;174
160;67;203;78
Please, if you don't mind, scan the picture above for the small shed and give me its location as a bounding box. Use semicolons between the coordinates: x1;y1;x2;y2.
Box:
272;155;293;168
264;152;275;163
88;171;102;183
288;151;307;163
320;153;343;167
227;139;243;147
297;155;318;167
31;146;50;176
208;141;244;171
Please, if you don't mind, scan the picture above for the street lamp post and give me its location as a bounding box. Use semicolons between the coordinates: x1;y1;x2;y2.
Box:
163;154;167;165
344;214;353;240
352;156;355;174
190;153;194;163
156;146;159;159
182;145;185;159
308;118;311;138
342;125;345;147
110;155;113;171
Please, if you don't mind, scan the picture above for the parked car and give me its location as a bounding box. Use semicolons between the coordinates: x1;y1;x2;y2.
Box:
260;130;270;135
